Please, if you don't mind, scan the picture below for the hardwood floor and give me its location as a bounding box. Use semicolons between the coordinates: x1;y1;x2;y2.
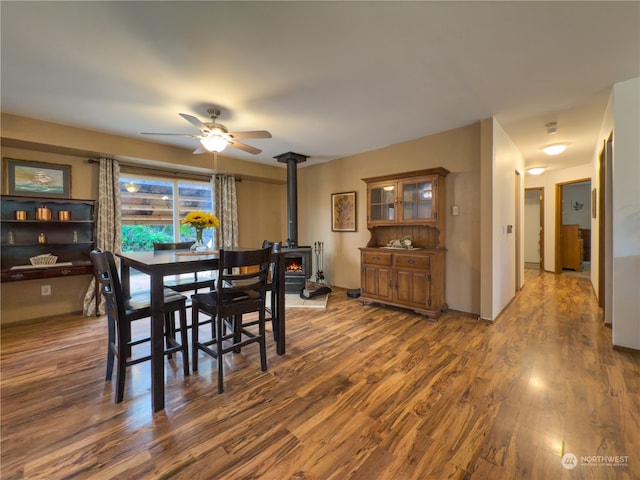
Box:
2;269;639;479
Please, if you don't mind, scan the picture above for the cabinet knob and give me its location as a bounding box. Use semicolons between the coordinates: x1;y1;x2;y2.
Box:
408;258;416;264
372;256;380;261
10;273;25;280
60;269;72;275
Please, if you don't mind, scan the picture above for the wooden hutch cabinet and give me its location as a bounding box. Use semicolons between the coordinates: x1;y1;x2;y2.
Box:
360;167;448;318
1;195;96;282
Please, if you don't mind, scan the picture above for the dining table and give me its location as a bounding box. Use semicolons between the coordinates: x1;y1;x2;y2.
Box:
116;248;286;412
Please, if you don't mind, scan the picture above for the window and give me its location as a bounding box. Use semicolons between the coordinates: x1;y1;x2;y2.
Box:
120;174;213;252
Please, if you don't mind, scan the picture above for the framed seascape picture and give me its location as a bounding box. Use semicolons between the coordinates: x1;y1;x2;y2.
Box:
3;158;71;198
331;191;357;232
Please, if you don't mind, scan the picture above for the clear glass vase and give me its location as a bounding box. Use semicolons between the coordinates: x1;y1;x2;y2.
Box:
190;227;208;252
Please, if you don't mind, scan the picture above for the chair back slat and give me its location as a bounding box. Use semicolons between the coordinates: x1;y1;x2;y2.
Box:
153;241;195;251
214;247;271;316
217;248;271;292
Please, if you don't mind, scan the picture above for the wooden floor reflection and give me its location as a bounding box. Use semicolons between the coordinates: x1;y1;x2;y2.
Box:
2;269;638;479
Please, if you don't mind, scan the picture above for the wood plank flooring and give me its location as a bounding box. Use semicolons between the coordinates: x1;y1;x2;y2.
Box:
2;269;639;479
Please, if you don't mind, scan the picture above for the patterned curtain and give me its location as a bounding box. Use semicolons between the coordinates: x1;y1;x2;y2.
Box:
83;157;122;315
212;174;239;249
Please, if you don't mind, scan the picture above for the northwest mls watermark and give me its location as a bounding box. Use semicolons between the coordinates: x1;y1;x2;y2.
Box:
562;453;630;470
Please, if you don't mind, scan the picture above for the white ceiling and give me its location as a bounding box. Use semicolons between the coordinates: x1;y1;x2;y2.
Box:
1;1;638;172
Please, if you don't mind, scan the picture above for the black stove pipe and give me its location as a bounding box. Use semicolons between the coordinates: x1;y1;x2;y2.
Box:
275;152;308;247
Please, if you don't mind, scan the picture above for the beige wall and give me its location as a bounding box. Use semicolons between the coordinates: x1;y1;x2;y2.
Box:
1;113;287;324
2;114;501;322
298;122;482;314
235;177;287;248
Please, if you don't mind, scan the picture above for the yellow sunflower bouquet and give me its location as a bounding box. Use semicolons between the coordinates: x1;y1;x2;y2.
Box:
181;211;220;229
181;211;220;251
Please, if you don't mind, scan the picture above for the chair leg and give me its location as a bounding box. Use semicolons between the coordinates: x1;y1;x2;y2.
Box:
106;314;116;381
164;312;174;359
270;295;278;342
124;320;133;358
259;311;268;372
216;314;224;394
233;315;242;354
106;345;115;382
179;306;190;377
192;304;199;372
115;334;128;403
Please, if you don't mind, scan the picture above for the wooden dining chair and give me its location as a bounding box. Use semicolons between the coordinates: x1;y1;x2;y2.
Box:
90;249;190;403
153;241;216;293
191;246;272;393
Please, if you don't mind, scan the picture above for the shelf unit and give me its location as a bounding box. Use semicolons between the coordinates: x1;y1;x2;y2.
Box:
1;195;96;282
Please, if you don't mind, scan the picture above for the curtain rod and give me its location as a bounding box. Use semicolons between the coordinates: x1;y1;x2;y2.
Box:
86;158;233;181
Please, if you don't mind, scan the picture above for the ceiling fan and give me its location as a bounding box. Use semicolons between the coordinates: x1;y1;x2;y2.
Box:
141;108;271;155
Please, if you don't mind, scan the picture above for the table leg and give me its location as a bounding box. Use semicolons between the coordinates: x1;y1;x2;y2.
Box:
150;273;165;412
275;253;286;355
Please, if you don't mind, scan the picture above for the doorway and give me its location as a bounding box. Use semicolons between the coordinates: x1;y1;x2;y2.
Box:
515;171;522;292
598;133;612;321
524;188;544;269
555;178;591;276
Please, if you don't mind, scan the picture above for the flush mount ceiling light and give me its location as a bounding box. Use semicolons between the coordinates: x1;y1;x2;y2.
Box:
543;144;567;156
528;167;545;176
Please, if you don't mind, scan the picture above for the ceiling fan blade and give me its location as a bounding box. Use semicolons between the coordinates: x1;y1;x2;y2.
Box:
229;140;262;155
141;132;200;137
179;113;209;132
228;130;272;140
192;144;208;154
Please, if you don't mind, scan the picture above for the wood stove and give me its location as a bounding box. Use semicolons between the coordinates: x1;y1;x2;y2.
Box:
283;247;312;293
274;152;313;293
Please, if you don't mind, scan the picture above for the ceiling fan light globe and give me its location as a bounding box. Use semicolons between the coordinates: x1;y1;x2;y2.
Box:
200;136;228;152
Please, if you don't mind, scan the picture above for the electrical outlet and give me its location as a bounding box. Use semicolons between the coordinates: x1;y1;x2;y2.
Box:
41;285;51;296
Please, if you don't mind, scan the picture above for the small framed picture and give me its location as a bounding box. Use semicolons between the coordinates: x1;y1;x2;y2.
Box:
3;158;71;198
331;191;357;232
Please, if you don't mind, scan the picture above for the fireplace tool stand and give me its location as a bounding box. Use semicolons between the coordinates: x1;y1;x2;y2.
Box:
314;241;325;284
301;241;331;299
